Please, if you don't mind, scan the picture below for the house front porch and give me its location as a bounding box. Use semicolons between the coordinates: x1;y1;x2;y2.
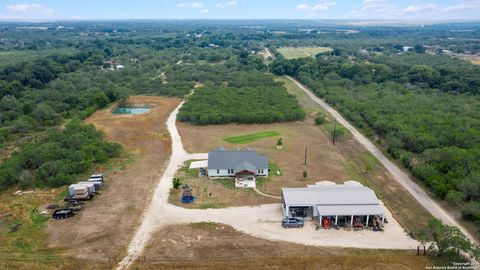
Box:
235;171;256;188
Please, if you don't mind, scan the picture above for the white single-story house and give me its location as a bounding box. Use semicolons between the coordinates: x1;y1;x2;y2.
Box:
208;148;268;188
281;181;385;228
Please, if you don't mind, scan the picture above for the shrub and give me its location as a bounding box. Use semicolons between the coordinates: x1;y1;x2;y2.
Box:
277;138;283;146
446;190;464;205
314;114;325;125
173;177;182;189
462;202;480;223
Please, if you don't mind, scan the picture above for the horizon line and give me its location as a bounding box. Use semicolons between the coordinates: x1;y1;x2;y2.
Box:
1;18;480;23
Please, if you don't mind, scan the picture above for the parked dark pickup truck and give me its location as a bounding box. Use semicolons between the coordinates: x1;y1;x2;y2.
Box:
52;209;75;219
282;217;304;228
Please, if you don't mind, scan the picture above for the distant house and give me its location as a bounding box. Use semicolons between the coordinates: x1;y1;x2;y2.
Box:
208;148;268;188
116;64;125;70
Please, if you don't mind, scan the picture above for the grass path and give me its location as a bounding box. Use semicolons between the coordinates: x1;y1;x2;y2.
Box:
223;131;280;144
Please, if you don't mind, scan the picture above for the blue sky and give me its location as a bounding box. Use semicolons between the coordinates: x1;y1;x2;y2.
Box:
0;0;479;20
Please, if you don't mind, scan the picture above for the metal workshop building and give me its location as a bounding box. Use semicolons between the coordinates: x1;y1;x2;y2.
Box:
281;181;385;227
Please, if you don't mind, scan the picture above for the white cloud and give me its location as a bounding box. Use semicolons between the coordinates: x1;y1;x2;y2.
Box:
201;8;209;13
216;0;239;8
362;0;394;11
6;3;55;17
297;2;336;11
177;2;204;9
354;0;480;19
312;2;336;10
191;2;203;8
402;3;437;14
443;0;480;12
296;4;310;10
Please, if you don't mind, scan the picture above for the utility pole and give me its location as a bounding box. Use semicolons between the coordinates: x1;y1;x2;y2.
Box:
332;118;337;145
304;145;308;165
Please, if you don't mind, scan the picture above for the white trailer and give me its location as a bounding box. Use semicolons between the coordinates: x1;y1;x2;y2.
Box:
69;183;95;196
78;181;101;191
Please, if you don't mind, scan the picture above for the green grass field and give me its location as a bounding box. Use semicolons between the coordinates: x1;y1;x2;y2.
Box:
223;131;280;144
277;47;333;59
0;48;79;68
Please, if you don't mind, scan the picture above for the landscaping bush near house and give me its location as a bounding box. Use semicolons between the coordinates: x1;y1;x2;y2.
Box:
173;177;182;190
277;138;283;146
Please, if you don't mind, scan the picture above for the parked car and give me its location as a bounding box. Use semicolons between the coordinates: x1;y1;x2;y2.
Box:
282;217;304;228
52;209;75;219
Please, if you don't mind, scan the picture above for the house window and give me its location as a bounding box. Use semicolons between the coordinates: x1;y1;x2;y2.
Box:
228;169;233;174
257;169;261;174
217;169;220;174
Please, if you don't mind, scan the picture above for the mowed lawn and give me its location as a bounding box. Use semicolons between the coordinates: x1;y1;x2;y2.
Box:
278;47;333;59
223;131;280;144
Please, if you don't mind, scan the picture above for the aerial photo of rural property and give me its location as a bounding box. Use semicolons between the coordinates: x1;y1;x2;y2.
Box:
0;1;480;269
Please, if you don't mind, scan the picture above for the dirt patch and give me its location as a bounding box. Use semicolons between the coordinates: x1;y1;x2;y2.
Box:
129;223;431;269
454;54;480;65
45;96;181;261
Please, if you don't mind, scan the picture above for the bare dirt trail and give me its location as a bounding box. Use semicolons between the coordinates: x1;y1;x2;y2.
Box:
117;95;419;269
253;187;281;199
285;75;475;242
263;48;274;59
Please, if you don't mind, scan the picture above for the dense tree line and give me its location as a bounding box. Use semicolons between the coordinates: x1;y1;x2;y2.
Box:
178;72;304;125
0;25;265;190
0;119;121;189
272;54;480;224
271;54;480;95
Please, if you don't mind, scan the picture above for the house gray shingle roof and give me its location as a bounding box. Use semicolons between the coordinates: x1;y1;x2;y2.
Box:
234;161;256;174
208;150;268;170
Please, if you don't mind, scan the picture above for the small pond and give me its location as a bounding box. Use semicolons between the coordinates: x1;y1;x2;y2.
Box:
114;107;151;115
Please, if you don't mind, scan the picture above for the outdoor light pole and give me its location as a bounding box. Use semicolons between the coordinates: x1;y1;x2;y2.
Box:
304;145;307;165
332;118;337;145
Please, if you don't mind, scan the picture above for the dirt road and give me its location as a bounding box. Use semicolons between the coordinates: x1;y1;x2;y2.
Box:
117;97;418;269
264;48;274;59
285;75;475;242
